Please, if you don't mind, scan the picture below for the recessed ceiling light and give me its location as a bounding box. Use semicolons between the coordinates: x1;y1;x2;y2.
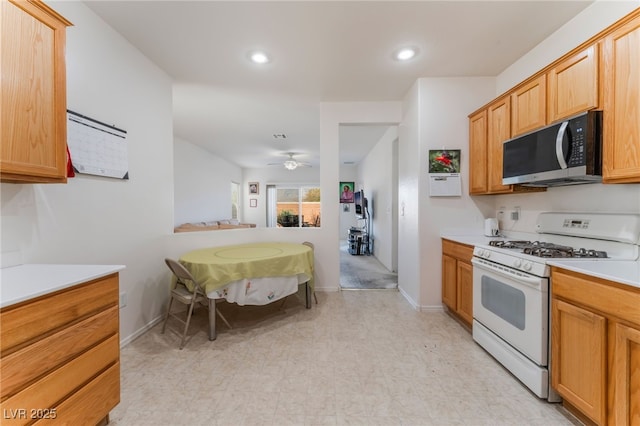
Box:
249;51;270;64
394;47;418;61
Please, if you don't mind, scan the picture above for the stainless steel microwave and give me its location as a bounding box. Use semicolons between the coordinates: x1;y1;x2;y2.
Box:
502;111;602;187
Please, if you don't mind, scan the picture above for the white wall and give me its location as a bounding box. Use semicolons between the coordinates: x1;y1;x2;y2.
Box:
358;126;398;271
492;1;640;229
397;77;496;309
1;1;174;345
173;138;243;226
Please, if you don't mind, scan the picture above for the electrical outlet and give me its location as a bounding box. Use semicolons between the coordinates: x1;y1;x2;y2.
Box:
119;292;127;308
511;206;521;221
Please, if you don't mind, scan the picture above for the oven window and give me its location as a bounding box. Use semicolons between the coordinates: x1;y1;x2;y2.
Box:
480;276;526;330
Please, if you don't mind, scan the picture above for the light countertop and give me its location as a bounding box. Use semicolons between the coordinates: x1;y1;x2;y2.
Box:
440;232;640;290
0;264;125;308
548;260;640;290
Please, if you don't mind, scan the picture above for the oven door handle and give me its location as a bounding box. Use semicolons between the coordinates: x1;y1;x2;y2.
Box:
471;258;542;288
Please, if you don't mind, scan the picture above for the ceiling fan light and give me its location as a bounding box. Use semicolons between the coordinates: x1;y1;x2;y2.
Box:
284;160;298;170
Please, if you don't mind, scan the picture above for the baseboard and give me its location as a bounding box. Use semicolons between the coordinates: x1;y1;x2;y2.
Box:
421;305;445;313
120;314;164;348
398;286;420;310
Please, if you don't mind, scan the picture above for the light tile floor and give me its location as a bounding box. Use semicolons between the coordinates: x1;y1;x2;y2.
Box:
110;290;579;426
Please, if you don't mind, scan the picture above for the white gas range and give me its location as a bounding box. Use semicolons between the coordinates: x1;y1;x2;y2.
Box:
471;212;640;402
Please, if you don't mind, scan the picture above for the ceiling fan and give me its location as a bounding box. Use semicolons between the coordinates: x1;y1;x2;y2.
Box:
268;152;311;170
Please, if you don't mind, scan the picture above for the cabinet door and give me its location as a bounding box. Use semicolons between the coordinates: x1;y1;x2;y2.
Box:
0;0;70;183
612;323;640;426
456;261;473;326
469;110;488;194
441;254;457;311
602;14;640;183
487;97;512;193
511;75;546;137
547;45;599;123
552;298;607;425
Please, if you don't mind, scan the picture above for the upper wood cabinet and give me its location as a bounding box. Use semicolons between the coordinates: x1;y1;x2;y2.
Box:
511;75;546;137
0;0;72;183
468;110;488;194
487;96;512;193
547;45;599;123
602;12;640;183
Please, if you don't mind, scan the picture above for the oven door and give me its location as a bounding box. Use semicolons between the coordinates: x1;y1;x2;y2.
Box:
471;257;549;366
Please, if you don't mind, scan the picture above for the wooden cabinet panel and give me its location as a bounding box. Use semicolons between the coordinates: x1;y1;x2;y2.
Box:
552;298;607;425
456;261;473;325
469;110;488;194
34;363;120;426
0;306;118;398
0;274;119;354
612;323;640;426
487;97;512;193
0;274;120;425
511;75;547;136
552;266;640;425
442;239;473;263
547;45;599;123
441;239;473;328
0;335;119;426
602;14;640;183
0;0;71;183
442;254;457;311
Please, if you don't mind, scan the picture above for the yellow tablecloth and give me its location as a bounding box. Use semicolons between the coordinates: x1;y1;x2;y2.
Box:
179;242;314;296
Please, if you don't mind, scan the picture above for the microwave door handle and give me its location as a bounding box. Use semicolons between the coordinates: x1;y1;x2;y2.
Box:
555;121;569;169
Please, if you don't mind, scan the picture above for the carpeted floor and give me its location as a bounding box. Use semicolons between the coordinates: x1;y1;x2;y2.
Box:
340;240;398;289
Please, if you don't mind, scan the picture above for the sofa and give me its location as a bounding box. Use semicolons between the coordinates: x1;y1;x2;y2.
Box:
174;219;256;233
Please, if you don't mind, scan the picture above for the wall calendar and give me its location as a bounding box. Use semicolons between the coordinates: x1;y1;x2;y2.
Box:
67;110;129;180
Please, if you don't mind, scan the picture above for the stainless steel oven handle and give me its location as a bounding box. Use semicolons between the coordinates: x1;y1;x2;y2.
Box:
555;121;569;169
471;257;542;288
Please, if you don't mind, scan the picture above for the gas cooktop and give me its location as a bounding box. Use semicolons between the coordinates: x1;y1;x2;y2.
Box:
488;240;608;258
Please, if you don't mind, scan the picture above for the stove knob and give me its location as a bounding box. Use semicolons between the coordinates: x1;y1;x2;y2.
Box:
477;249;484;257
523;262;532;271
484;251;491;259
514;259;522;268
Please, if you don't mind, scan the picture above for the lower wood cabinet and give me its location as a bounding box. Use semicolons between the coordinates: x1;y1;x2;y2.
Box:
551;267;640;425
0;274;120;425
441;239;473;328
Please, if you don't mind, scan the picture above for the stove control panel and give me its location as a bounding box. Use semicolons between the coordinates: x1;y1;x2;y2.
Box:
563;219;590;229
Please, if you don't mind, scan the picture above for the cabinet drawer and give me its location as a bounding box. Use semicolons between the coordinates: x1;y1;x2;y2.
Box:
0;306;118;399
442;239;474;263
0;335;119;426
552;268;640;327
0;274;118;354
33;362;120;426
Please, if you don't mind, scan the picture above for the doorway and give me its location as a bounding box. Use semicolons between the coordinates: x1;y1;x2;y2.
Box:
338;124;398;290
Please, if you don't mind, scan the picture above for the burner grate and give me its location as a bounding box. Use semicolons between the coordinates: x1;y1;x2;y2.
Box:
489;240;608;258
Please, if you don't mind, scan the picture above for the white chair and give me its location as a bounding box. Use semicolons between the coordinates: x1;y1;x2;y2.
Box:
302;241;318;304
161;258;231;349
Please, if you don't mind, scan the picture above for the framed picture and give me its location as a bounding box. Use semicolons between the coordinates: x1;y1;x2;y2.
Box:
343;203;350;212
339;181;355;203
249;182;259;194
428;150;461;173
250;198;257;208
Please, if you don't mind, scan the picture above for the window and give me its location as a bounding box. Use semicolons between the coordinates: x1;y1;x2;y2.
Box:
231;181;239;219
266;184;320;227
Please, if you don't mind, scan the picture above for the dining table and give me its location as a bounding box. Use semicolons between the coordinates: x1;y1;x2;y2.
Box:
178;242;314;340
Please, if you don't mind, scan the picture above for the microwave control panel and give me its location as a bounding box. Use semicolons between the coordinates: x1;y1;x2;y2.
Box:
567;123;586;167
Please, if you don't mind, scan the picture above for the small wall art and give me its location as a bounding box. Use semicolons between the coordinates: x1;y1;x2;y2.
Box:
250;198;257;208
249;182;259;194
339;181;355;203
428;149;462;197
